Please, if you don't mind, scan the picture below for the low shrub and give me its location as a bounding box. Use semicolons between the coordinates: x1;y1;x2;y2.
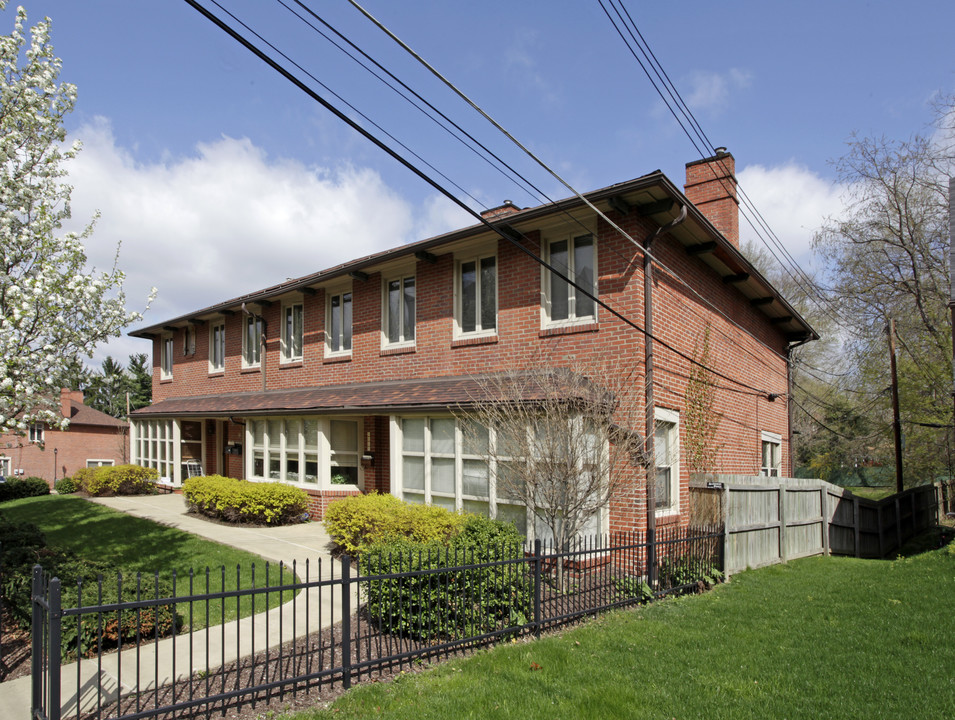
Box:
183;475;308;526
70;467;96;492
84;464;159;496
0;515;179;660
324;493;467;555
0;476;51;502
359;514;530;641
54;477;79;494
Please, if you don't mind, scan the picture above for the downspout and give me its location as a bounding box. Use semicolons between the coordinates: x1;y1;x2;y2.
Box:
642;204;687;585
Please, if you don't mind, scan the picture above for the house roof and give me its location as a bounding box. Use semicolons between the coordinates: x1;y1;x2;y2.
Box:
66;400;128;428
129;171;817;343
130;373;594;418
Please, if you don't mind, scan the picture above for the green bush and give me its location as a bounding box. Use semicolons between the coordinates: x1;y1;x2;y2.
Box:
0;515;179;660
359;514;530;641
54;477;79;494
84;464;159;496
0;476;51;502
183;475;308;526
324;493;467;555
70;467;96;491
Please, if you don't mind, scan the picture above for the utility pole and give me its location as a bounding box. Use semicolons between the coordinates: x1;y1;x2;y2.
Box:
887;318;904;493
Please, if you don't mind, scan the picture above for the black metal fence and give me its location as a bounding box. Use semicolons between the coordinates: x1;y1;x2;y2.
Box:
28;524;722;720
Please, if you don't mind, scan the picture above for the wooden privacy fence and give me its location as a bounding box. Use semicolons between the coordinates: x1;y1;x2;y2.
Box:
689;475;938;575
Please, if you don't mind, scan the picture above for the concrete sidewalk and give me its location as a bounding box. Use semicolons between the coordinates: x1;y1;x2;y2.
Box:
2;493;349;719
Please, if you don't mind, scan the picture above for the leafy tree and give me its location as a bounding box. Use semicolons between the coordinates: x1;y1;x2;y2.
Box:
127;353;152;411
0;3;145;434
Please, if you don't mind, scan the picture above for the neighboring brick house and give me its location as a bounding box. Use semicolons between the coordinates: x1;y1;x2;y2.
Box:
0;388;129;484
129;151;816;535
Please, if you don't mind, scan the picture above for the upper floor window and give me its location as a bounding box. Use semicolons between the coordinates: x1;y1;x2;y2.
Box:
282;303;304;362
654;408;680;514
456;255;496;336
29;423;44;444
543;233;596;325
160;335;174;380
209;321;226;373
384;276;415;346
761;431;782;477
242;315;263;368
327;291;352;356
183;326;196;356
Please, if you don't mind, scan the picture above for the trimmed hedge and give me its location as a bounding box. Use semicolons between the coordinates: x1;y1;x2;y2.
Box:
0;476;51;502
359;514;530;641
0;516;179;660
323;492;468;555
84;464;159;496
183;475;308;526
54;477;79;494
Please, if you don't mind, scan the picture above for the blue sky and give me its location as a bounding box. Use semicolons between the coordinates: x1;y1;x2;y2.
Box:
14;1;955;364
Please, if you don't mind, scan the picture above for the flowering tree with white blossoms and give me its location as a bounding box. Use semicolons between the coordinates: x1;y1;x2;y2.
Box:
0;2;146;435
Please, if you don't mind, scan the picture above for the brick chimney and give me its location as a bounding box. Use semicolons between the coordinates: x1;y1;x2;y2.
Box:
480;200;521;222
60;388;84;419
684;148;739;247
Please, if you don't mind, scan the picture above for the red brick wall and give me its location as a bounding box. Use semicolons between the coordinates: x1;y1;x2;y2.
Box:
0;424;129;486
144;206;791;531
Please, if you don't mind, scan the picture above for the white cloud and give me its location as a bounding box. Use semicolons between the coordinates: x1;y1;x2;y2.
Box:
63;118;451;366
685;68;752;116
736;161;844;268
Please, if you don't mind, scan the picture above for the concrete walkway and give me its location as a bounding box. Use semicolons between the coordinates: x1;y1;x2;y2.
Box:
2;494;350;719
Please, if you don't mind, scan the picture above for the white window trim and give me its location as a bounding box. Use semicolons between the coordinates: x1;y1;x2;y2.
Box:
160;334;174;380
325;286;353;358
281;301;305;363
381;274;416;349
86;459;115;468
242;314;263;369
453;252;498;339
0;456;10;475
760;430;782;477
29;422;45;444
654;407;680;517
209;320;226;374
540;231;598;328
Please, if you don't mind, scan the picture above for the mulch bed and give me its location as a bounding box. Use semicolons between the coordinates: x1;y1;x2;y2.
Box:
0;607;31;682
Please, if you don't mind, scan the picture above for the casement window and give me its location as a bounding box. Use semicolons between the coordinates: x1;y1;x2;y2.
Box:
209;321;226;373
543;233;596;325
242;315;263;368
0;457;10;476
282;303;304;362
29;423;44;444
247;416;360;488
384;276;416;346
455;255;497;336
183;326;196;356
329;419;360;485
132;419;176;481
86;459;114;468
760;431;782;477
160;335;174;379
327;291;353;356
654;408;680;514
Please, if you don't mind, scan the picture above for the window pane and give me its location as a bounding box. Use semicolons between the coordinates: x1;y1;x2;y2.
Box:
403;456;425;490
403;277;415;341
497;503;527;535
268;420;283;448
388;279;400;344
331;295;341;352
655;421;672;467
304;419;318;451
430;418;455;454
304;455;318;484
269;457;281;480
402;418;425;452
287;457;300;482
463;500;489;517
432;495;456;511
480;257;496;330
286;419;300;451
253;420;265;447
331;420;358;452
549;240;569;321
460;261;476;333
574;235;595;317
431;457;455;494
403;491;425;504
656;467;671;507
331;465;357;485
342;293;352;351
463;459;488;497
462;420;489;456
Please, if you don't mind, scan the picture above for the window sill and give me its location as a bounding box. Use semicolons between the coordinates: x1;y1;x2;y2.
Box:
451;334;499;348
279;360;304;369
324;354;352;365
381;345;416;357
539;322;598;338
208;370;225;378
160;377;173;384
240;366;261;375
654;509;681;524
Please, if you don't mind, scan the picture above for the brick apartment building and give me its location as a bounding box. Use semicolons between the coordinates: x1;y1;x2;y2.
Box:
129;151;815;536
0;388;129;484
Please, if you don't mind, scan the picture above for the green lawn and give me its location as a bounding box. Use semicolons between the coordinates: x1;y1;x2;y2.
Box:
299;538;955;720
0;495;296;627
842;485;895;501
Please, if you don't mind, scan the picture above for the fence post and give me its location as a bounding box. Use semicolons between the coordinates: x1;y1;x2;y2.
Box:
778;485;788;563
48;577;62;720
820;487;830;556
341;556;352;690
533;539;542;639
31;565;43;718
853;496;861;558
721;485;731;579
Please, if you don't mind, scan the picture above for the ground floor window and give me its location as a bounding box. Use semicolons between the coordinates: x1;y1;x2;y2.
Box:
86;459;115;468
0;456;9;476
247;416;361;490
654;408;680;514
133;419;176;480
761;431;782;477
392;415;606;541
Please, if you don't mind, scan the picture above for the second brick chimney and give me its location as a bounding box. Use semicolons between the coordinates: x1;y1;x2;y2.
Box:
60;387;84;419
684;148;739;247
